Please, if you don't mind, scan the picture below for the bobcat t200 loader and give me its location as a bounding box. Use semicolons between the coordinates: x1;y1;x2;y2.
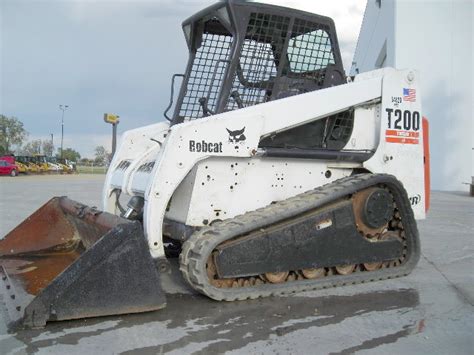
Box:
0;1;430;328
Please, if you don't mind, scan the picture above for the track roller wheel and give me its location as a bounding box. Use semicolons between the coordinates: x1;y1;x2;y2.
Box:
363;234;384;271
335;265;356;275
301;268;325;279
264;271;289;283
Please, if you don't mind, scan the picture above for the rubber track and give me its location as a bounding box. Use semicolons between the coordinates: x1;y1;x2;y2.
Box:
179;174;421;301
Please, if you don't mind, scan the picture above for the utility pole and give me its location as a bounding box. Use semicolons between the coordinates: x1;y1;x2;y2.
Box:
103;113;120;157
50;133;54;157
112;122;118;155
59;105;69;158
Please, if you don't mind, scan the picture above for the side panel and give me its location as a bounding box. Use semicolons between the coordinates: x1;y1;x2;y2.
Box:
344;105;380;151
166;157;352;226
364;70;425;219
144;114;265;258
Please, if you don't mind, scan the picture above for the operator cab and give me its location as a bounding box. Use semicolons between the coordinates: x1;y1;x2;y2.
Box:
169;0;345;124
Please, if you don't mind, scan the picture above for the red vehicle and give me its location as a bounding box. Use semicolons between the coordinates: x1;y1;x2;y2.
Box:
0;159;19;176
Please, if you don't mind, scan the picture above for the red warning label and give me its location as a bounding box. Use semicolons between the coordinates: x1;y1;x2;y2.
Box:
385;129;419;144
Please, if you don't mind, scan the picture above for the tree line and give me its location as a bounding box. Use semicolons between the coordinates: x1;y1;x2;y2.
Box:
0;114;111;165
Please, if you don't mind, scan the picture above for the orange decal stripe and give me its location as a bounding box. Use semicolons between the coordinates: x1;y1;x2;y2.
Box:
385;129;420;138
385;137;419;144
423;117;430;212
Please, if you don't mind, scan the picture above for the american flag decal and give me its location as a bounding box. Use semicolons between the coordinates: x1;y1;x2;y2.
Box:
403;88;416;102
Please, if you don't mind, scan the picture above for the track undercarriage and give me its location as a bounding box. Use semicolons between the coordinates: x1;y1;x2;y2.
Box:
180;174;420;300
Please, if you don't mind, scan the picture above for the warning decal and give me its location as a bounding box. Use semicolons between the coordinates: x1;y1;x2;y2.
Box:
385;130;419;144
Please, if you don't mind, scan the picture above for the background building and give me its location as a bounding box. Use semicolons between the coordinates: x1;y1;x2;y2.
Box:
351;0;473;191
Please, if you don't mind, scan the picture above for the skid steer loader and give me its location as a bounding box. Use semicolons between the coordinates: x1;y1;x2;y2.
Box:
0;0;430;328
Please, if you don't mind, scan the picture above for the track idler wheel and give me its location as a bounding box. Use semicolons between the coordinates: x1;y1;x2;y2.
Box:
206;256;234;288
353;187;394;236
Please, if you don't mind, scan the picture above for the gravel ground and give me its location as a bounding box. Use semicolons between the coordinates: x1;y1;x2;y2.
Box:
0;174;472;354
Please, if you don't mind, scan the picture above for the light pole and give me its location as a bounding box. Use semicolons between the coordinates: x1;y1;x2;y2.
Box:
50;133;54;157
103;113;120;157
59;105;69;158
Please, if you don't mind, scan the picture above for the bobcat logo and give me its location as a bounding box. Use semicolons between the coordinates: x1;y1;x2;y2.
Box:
226;127;246;143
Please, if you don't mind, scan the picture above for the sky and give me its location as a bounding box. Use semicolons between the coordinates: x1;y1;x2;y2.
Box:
1;0;366;158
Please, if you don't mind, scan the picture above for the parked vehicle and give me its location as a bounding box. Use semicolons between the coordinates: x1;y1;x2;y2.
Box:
29;155;48;173
14;161;29;174
47;157;71;174
57;158;76;173
0;155;28;174
0;160;19;176
16;156;41;173
35;155;61;173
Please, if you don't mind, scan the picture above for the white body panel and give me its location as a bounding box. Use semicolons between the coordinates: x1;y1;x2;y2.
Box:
103;121;170;213
167;157;352;226
364;70;425;217
103;68;427;259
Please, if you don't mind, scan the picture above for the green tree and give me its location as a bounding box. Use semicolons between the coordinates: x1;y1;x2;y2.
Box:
23;139;42;155
94;145;110;166
0;115;28;153
42;140;54;157
58;148;81;162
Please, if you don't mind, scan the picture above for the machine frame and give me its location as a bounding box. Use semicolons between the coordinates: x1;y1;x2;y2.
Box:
104;68;426;259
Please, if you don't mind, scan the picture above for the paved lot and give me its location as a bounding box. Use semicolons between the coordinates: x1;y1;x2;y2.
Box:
0;174;473;354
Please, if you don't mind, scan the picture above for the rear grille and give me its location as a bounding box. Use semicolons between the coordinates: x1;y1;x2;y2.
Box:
137;162;155;173
117;160;131;171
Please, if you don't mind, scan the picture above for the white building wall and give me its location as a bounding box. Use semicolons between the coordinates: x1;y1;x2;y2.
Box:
352;0;473;191
351;0;396;73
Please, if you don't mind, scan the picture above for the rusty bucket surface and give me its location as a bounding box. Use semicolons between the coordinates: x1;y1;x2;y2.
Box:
0;197;166;328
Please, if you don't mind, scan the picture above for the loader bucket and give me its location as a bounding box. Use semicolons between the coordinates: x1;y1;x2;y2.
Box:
0;197;166;328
